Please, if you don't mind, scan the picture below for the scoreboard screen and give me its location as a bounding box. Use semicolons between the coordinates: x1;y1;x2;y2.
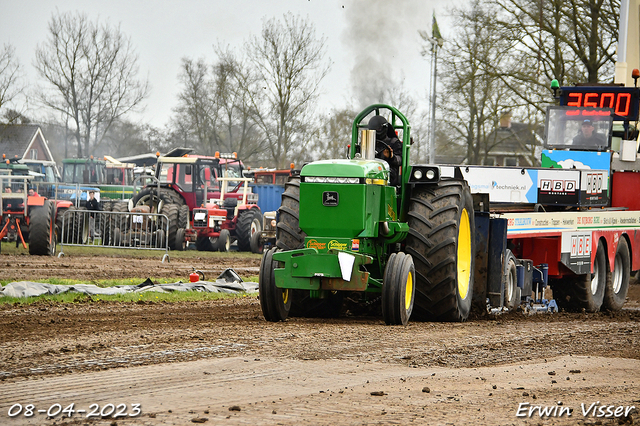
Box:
559;86;640;121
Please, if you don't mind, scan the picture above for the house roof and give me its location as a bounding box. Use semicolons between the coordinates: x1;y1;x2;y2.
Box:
488;122;544;156
0;124;53;161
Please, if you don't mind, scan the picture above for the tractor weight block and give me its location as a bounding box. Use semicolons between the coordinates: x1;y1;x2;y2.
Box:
273;248;373;292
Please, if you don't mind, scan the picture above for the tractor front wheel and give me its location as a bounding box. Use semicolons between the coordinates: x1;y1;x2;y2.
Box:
216;229;231;252
250;229;263;254
259;248;291;322
236;209;262;252
405;180;475;322
382;252;415;326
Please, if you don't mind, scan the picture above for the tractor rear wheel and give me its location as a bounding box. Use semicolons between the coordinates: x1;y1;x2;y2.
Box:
236;209;262;252
405;180;475;322
259;248;291;322
105;202;128;246
382;252;415;325
603;238;630;311
276;178;306;251
72;207;90;245
132;187;184;212
178;204;190;229
174;227;186;251
160;203;180;250
55;206;69;243
29;200;56;256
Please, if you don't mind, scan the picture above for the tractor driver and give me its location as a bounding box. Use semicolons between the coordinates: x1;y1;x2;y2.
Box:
572;119;607;148
368;115;402;187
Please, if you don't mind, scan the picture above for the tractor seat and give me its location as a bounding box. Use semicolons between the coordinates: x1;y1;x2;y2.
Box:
222;198;238;219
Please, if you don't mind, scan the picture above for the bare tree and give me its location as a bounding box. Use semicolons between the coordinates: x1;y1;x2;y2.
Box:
34;11;148;158
102;120;167;157
172;57;216;152
438;2;520;165
172;51;264;161
0;44;24;119
211;47;265;161
307;108;356;161
488;0;619;111
245;13;331;168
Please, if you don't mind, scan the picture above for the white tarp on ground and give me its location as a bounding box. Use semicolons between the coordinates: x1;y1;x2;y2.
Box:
0;269;258;298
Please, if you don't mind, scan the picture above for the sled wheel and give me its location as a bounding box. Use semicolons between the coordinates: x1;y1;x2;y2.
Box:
603;238;630;311
555;239;606;312
503;249;519;310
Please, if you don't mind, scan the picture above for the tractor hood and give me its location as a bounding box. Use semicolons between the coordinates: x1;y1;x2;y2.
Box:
298;158;396;240
301;159;388;181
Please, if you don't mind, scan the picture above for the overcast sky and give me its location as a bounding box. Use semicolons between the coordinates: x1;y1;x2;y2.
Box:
1;0;461;128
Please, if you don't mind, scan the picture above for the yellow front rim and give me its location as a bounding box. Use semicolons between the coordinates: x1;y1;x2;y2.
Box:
457;208;471;300
405;271;413;311
282;288;289;305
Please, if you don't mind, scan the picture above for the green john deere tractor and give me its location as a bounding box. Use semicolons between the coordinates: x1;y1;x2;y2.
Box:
259;105;475;325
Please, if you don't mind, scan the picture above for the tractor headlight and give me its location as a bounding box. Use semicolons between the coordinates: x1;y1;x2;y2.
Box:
408;166;440;183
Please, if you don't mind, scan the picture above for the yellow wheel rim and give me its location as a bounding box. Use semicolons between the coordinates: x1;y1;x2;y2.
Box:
282;288;289;305
457;208;471;300
405;270;413;311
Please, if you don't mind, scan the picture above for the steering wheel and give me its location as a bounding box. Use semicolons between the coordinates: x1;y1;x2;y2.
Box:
375;141;390;158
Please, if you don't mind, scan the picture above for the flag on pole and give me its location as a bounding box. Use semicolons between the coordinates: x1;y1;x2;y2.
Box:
432;12;442;40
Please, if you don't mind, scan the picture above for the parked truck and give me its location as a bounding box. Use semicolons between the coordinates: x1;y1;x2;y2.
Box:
259;76;640;324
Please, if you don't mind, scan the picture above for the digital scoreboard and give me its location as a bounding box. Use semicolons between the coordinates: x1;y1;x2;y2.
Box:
559;86;640;121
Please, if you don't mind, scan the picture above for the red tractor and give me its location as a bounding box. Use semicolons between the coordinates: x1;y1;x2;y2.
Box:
0;174;72;255
129;150;262;251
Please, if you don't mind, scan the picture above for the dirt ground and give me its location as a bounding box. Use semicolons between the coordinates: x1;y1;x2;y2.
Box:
0;251;262;282
0;252;639;425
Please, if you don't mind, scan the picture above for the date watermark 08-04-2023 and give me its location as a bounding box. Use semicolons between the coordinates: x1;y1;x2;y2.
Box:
516;401;636;419
5;403;141;420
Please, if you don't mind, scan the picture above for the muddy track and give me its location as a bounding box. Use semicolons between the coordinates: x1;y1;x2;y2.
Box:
0;252;261;281
0;252;639;425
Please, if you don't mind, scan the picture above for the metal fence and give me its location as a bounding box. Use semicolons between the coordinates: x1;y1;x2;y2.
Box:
31;182;97;208
58;209;170;262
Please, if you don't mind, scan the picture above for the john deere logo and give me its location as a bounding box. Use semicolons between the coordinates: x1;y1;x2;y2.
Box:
323;191;339;206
